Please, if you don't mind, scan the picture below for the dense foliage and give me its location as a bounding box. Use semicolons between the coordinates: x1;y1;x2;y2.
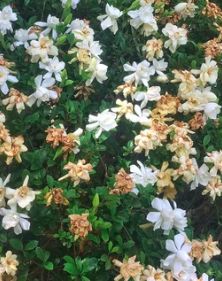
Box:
0;0;222;280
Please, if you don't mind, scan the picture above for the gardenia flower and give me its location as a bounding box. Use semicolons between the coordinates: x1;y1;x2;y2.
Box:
123;60;155;86
162;23;188;53
146;198;187;234
26;35;58;63
76;39;102;59
61;0;80;10
66;19;94;41
0;251;19;276
5;175;40;211
111;99;133;120
0;66;18;95
190;163;211;190
133;86;161;108
39;57;65;82
86;109;117;138
0;174;11;207
2;88;28;113
97;3;123;34
199;273;214;281
85;58;108;86
174;1;198;19
204;150;222;176
35;14;60;39
130;161;158;187
0;5;17;35
27;75;57;107
128;4;158;36
0;208;30;235
203;102;221;120
192;57;218;86
161;233;196;279
127;104;151;126
152;58;168;77
13;28;38;48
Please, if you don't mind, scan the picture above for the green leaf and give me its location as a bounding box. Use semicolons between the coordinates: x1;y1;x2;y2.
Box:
44;261;54;271
35;247;50;263
9;239;23;251
25;240;38;251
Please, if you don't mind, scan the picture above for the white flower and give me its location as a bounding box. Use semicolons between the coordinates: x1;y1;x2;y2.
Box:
204;102;221;120
27;75;57;107
85;58;108;86
174;1;197;19
153;58;168;76
39;57;65;82
76;39;102;59
128;5;158;36
133;86;161;108
0;208;30;235
13;28;38;48
66;19;94;41
161;233;196;279
146;198;187;234
0;174;11;208
0;66;18;95
26;35;58;63
191;163;211;190
97;3;123;34
127;104;151;126
192;57;218;86
5;175;40;211
61;0;80;10
123;60;155;86
162;23;188;53
130;161;157;187
35;14;60;39
0;5;17;35
200;273;214;281
86;109;117;138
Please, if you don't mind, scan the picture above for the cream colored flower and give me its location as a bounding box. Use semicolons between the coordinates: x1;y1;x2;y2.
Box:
172;156;196;184
0;135;28;165
172;70;197;99
26;35;58;63
142;38;164;61
6;175;40;211
174;1;197;19
113;256;144;281
69;213;92;239
0;251;19;276
59;160;93;186
2;88;28;113
202;235;221;263
114;83;137;98
111;99;133;120
134;128;162;156
204;150;222;176
142;265;168;281
0;174;11;208
202;176;222;201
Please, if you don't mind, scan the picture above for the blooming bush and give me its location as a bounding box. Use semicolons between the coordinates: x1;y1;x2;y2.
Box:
0;0;222;280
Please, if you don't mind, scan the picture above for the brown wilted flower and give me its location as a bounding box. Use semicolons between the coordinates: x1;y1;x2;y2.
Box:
142;38;163;61
189;112;205;130
44;188;69;206
0;136;28;165
152;94;180;117
0;56;15;69
59;159;93;186
141;265;167;281
2;88;28;114
61;128;83;155
202;38;222;58
69;213;92;240
0;123;10;143
113;256;144;281
28;26;42;34
110;169;134;195
46;127;65;148
74;85;95;99
202;1;222;19
156;161;176;199
191;239;204;262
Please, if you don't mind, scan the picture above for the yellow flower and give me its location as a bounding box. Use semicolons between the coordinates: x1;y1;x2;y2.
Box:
0;251;19;276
